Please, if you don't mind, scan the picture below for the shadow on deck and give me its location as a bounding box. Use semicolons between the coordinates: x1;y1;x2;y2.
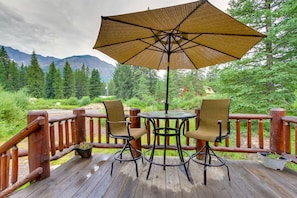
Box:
9;154;297;198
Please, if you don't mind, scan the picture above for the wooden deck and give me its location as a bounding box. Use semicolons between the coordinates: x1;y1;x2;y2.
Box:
9;154;297;198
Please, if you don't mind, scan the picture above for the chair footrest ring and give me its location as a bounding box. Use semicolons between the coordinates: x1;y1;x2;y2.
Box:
143;147;190;167
114;148;142;162
190;153;227;167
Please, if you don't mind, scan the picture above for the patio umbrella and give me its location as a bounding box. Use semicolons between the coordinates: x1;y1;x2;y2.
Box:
93;0;265;113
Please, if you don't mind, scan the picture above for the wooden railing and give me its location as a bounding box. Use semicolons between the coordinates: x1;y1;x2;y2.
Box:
0;112;48;197
281;115;297;163
1;107;296;197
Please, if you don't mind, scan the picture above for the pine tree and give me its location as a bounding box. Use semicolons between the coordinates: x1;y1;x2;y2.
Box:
0;61;6;87
75;64;89;99
113;64;134;99
45;62;56;98
27;51;45;98
53;69;63;99
6;61;20;91
0;46;10;81
63;61;75;98
19;64;28;89
89;69;104;99
216;0;297;113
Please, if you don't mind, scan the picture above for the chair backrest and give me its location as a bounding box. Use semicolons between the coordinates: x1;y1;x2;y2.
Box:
103;100;127;136
198;99;230;140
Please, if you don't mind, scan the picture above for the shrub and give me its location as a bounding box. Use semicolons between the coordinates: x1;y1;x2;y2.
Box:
0;90;27;139
80;96;91;106
14;89;29;110
126;97;146;109
66;97;79;105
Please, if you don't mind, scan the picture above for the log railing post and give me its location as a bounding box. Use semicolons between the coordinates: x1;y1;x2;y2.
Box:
27;111;50;180
130;108;142;157
270;108;286;154
73;108;86;144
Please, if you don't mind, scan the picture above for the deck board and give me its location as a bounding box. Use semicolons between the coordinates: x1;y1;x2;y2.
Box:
9;154;297;198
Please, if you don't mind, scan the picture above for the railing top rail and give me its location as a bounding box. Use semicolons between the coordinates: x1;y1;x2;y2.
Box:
83;112;272;120
230;113;271;120
83;113;106;118
282;116;297;123
0;116;45;153
48;115;77;123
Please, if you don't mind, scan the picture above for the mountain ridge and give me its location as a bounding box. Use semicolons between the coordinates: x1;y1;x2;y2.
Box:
3;45;115;82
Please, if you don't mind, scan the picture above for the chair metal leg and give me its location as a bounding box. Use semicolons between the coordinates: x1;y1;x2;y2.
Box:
190;142;230;185
146;131;157;180
128;142;139;177
111;160;114;176
203;144;209;185
208;144;231;182
111;140;142;178
163;134;166;171
176;133;191;181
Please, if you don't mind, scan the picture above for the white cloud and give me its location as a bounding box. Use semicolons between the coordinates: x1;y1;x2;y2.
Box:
0;0;229;65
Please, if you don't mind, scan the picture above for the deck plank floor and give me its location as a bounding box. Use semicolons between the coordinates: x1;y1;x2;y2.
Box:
9;154;297;198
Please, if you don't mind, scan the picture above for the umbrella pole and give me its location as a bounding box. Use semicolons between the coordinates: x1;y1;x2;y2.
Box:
165;64;169;114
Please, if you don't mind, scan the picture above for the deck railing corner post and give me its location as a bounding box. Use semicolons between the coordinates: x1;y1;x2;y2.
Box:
27;110;50;180
270;108;286;154
73;108;86;144
130;108;142;156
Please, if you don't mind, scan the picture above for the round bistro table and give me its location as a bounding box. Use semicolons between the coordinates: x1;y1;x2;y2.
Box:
138;111;196;181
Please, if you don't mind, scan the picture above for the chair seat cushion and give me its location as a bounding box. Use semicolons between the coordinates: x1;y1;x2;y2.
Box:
112;127;147;140
185;129;218;142
130;127;147;140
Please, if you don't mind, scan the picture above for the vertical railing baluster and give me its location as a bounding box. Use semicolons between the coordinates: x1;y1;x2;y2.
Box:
225;137;229;147
186;119;190;146
89;118;94;143
50;123;56;156
258;119;264;149
295;123;297;156
236;119;241;147
71;119;76;144
65;120;70;147
58;121;63;151
284;121;291;154
106;119;109;144
11;146;18;184
0;152;9;190
156;119;160;145
98;118;101;143
247;119;252;148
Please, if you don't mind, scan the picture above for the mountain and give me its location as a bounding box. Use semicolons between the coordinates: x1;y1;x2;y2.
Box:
3;46;115;82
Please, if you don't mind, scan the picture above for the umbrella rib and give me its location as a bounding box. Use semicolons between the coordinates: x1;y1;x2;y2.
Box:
188;32;265;38
102;16;168;35
173;0;207;31
172;33;257;59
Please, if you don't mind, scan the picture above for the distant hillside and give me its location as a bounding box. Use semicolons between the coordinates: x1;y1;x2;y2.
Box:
3;46;115;82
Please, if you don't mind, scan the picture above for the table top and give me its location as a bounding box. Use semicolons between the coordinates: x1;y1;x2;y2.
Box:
138;111;196;120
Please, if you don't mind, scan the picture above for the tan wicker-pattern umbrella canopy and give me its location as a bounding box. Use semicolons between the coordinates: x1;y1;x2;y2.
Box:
93;0;265;113
93;0;265;70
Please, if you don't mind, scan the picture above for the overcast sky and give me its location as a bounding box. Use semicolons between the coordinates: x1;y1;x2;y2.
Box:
0;0;229;65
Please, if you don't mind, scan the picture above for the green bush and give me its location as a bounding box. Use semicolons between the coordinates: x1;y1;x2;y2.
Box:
66;97;79;105
126;97;146;109
14;89;30;110
80;96;91;106
0;90;27;139
92;97;104;103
